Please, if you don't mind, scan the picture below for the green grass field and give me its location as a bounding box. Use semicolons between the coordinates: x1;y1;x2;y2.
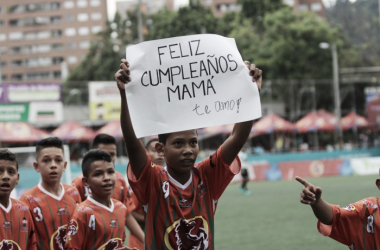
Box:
214;174;379;249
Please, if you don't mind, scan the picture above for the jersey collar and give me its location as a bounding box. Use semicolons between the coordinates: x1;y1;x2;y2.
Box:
38;182;65;201
0;198;12;213
87;196;114;212
165;167;193;190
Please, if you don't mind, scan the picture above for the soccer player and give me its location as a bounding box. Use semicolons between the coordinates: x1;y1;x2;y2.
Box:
115;59;262;249
20;137;82;250
296;176;380;249
65;149;137;250
72;133;144;244
128;138;165;249
0;149;37;250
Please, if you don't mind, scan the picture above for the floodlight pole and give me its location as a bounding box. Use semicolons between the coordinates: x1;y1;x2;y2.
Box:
331;44;343;148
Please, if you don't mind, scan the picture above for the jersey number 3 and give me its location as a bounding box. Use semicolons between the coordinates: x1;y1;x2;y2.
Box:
33;207;44;222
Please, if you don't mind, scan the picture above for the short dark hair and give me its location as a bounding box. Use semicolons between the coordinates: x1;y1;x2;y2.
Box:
145;138;159;149
0;149;18;170
81;149;112;177
92;134;116;149
158;130;198;145
36;137;64;158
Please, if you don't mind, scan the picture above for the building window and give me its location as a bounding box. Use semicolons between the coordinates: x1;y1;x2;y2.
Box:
77;13;89;22
54;71;61;78
0;61;6;68
67;56;78;64
66;14;75;22
0;34;6;41
64;1;75;9
51;16;61;23
90;0;100;6
65;28;76;36
52;30;62;37
311;3;322;11
1;75;7;81
52;44;63;51
12;74;23;81
91;26;102;34
77;0;88;8
299;4;308;11
12;60;23;67
0;47;6;55
0;21;4;27
9;32;22;41
50;2;60;10
67;42;76;49
283;0;294;6
91;13;102;20
11;47;21;54
38;31;51;39
80;41;90;49
53;57;64;64
78;27;89;35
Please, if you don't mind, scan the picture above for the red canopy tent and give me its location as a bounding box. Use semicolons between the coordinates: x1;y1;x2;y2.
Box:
0;122;50;143
296;109;337;133
96;120;123;139
250;114;296;137
341;112;370;130
198;124;234;140
52;121;95;142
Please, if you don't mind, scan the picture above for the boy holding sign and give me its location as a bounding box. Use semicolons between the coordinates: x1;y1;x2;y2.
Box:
115;55;261;249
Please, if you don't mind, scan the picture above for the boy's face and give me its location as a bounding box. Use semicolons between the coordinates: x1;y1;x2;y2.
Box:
0;160;19;197
148;141;165;166
83;160;116;197
34;147;66;185
96;143;117;164
160;130;199;173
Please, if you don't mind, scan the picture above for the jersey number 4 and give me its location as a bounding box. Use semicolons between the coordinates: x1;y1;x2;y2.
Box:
89;215;96;231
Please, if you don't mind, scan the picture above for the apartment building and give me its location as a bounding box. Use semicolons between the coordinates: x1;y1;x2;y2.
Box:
0;0;108;83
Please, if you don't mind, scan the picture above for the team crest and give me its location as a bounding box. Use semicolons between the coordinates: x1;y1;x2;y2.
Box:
67;220;79;242
110;219;119;228
164;216;209;250
0;239;22;250
50;225;68;250
343;204;356;212
57;207;69;216
97;238;123;250
178;199;192;208
3;221;11;229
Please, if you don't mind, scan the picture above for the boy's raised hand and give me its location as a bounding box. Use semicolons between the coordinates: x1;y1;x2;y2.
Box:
115;59;131;91
295;176;322;205
244;61;262;91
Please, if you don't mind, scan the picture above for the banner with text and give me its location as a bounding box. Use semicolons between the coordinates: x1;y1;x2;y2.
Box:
89;82;121;121
126;34;262;137
0;83;61;103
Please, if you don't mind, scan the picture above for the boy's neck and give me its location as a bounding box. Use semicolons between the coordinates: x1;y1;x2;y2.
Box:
167;167;191;185
40;180;62;196
90;193;112;208
0;195;10;209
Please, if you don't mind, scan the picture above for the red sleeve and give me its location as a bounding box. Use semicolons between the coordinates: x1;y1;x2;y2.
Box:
317;201;366;246
127;153;160;206
196;146;241;200
72;175;86;201
65;211;87;250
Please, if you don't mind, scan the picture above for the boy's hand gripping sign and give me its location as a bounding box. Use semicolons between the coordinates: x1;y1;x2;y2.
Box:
126;34;262;138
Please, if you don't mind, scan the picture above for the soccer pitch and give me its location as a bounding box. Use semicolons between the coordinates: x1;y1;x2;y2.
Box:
214;174;379;249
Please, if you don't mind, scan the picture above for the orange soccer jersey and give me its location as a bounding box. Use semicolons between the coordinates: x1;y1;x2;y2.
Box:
65;197;128;250
318;197;380;249
19;183;81;250
72;171;136;213
128;192;145;250
127;146;240;250
0;198;37;250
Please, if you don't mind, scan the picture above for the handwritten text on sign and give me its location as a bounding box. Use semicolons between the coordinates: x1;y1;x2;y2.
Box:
126;34;261;138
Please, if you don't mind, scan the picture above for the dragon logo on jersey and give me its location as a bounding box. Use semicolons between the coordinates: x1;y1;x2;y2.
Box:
0;240;21;250
164;216;209;250
50;224;68;250
97;238;123;250
67;220;79;242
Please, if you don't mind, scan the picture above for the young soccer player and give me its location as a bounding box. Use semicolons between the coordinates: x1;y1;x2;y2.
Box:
0;149;37;250
65;149;137;250
296;175;380;249
115;58;262;249
128;138;164;249
20;137;82;250
71;133;144;244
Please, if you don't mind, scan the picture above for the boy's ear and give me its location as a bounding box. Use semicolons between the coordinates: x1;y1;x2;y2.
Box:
33;161;40;173
155;142;164;155
63;161;67;172
82;176;90;188
15;173;20;186
376;179;380;190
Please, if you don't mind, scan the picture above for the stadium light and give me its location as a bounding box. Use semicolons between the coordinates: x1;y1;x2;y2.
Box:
319;42;343;148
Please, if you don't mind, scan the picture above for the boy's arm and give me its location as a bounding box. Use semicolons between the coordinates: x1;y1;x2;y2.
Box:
296;176;333;225
125;213;145;244
132;211;145;224
115;59;147;179
221;62;262;165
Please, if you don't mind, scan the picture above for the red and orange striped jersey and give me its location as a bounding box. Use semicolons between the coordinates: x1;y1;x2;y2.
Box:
19;183;81;250
65;197;127;250
318;197;380;249
72;171;136;213
128;192;144;250
127;146;240;250
0;198;37;250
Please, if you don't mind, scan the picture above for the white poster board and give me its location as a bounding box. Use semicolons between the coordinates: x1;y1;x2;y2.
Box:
126;34;261;138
